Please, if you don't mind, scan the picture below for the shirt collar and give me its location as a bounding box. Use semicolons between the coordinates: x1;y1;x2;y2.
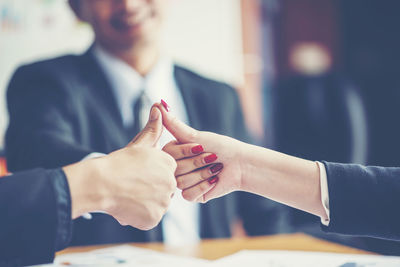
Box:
93;44;143;102
92;44;177;126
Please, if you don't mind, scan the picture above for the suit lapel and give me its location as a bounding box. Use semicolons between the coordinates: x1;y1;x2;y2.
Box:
78;47;133;148
173;66;204;130
79;47;123;127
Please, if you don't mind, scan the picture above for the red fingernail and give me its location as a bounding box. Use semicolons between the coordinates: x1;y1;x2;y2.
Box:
208;176;219;185
204;154;218;164
161;99;170;112
191;145;204;154
210;163;223;174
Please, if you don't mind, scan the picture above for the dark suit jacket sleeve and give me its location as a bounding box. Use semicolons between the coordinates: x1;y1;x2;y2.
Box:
6;65;93;171
0;168;72;266
321;161;400;240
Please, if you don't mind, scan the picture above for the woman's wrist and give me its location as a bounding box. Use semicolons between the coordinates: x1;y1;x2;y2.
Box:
238;144;325;217
239;143;272;193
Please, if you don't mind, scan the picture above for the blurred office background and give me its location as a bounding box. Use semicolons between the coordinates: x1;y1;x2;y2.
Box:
249;0;400;169
2;0;400;254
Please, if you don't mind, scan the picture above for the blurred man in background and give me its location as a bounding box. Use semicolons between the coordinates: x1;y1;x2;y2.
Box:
5;0;284;247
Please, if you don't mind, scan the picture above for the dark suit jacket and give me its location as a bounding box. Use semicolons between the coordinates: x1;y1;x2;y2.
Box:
322;161;400;241
6;48;283;246
0;169;61;266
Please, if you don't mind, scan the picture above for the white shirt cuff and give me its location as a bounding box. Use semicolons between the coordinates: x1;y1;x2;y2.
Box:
82;152;106;161
316;161;330;226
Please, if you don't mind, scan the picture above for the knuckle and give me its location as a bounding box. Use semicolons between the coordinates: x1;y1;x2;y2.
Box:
169;161;178;174
164;153;177;168
201;168;211;180
171;159;178;170
199;181;208;192
198;180;212;196
193;157;203;168
174;166;183;177
168;177;177;191
145;124;157;134
147;207;163;226
180;146;189;157
162;197;171;209
156;209;165;222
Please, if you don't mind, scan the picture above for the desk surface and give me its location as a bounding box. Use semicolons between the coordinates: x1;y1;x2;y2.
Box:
58;233;373;260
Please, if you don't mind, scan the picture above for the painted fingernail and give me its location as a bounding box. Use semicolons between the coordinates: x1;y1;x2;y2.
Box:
191;145;204;154
210;163;223;174
161;99;170;112
204;154;218;164
208;176;219;185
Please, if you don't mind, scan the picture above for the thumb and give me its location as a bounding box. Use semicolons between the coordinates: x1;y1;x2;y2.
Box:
155;102;198;143
130;106;163;147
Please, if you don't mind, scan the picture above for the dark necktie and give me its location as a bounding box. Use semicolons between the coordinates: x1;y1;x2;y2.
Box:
130;90;151;137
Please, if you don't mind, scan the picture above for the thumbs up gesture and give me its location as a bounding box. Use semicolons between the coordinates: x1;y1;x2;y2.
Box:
65;105;177;230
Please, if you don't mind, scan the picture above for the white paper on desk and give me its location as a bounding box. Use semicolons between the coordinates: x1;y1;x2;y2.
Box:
211;250;400;267
40;245;209;267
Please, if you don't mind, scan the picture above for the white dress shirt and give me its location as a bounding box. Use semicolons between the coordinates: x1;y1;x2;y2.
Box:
317;162;330;226
89;45;200;246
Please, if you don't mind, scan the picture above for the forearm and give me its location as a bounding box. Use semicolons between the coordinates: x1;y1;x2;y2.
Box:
240;143;327;219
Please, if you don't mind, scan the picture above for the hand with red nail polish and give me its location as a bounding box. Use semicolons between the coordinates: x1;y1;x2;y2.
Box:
157;98;400;242
156;103;327;223
153;102;244;203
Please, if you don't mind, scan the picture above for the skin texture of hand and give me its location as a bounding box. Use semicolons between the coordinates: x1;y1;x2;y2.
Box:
157;103;328;220
64;106;177;230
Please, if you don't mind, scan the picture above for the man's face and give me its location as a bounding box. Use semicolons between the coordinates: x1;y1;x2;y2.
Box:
77;0;165;50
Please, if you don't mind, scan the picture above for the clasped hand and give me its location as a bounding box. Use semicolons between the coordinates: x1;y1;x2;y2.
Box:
65;102;252;231
155;102;247;203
